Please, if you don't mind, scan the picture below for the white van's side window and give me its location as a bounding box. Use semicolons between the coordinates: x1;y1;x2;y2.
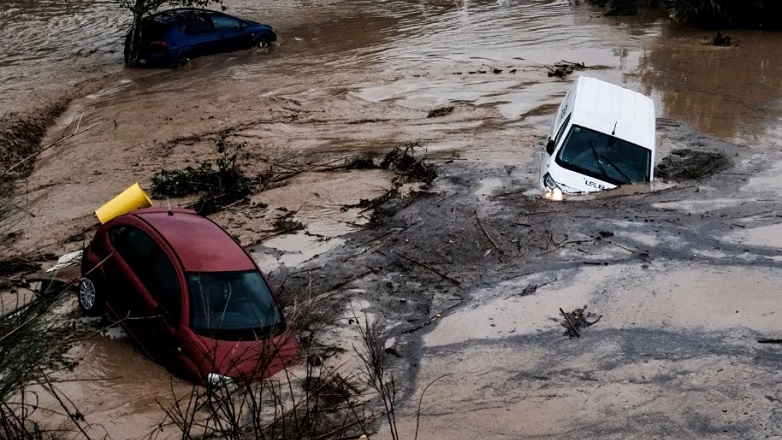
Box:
554;114;571;147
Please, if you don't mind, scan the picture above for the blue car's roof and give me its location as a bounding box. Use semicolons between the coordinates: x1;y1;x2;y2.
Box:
149;8;219;23
147;8;261;25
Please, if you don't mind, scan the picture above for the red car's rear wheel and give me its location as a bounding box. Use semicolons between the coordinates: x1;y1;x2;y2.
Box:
78;277;103;316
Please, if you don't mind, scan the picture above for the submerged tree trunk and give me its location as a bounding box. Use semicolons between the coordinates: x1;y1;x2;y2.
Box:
125;0;146;66
121;0;224;67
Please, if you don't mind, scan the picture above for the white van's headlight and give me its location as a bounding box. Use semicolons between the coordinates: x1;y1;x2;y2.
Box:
543;174;560;190
543;174;564;201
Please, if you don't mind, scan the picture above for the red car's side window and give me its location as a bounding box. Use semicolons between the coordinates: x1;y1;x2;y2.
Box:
146;251;182;323
108;226;127;246
111;226;183;323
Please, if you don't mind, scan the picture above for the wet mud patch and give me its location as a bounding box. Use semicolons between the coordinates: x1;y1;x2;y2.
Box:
338;146;438;223
656;148;731;181
0;99;70;191
290;119;758;373
0;257;40;291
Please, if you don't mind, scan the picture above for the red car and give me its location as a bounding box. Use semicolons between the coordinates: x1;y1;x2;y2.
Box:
78;207;299;386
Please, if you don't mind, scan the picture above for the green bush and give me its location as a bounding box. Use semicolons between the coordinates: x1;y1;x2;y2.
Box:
588;0;782;28
151;134;252;215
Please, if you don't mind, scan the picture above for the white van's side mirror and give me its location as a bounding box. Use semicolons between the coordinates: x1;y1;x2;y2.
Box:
546;139;555;155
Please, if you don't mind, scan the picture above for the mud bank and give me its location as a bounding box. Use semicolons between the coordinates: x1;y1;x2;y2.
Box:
7;115;782;438
323;120;782;438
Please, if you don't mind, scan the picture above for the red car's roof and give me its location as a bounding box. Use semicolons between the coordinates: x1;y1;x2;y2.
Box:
133;208;256;272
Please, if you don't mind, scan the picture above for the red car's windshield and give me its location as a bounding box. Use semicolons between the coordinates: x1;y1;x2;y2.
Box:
187;271;283;340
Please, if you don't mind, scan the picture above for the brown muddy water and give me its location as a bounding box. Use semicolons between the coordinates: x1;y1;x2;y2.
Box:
3;0;782;438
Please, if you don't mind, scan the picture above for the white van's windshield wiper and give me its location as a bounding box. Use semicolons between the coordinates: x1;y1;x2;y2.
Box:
601;154;632;184
588;140;610;181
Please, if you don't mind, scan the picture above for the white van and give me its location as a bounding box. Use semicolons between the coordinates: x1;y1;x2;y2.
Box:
539;76;656;198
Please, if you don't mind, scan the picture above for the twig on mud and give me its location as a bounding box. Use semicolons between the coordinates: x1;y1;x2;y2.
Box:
475;211;499;250
466;63;504;74
414;374;451;440
42;376;123;384
527;209;559;216
365;223;417;254
641;185;692;197
758;339;782;344
73;112;84;135
730;210;774;220
662;218;688;228
395;252;460;286
402;301;462;335
1;120;106;179
9;202;36;218
494;186;529;198
306;269;375;305
538;246;562;256
559;308;580;338
542;230;567;251
538;238;594;256
497;253;528;271
603;239;637;254
356;228;403;249
435;193;456;204
255;226;305;243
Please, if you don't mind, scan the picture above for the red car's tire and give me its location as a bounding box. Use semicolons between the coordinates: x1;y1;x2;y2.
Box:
78;277;103;316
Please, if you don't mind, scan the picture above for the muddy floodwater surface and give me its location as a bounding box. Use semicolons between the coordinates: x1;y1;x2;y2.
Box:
3;0;782;438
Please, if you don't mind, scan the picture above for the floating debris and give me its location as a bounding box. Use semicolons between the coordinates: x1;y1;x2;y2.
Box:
346;157;376;169
546;60;587;78
379;143;437;184
427;106;454;118
273;211;305;233
468;63;504;75
520;283;538;296
713;32;732;46
656;149;731;181
560;305;602;338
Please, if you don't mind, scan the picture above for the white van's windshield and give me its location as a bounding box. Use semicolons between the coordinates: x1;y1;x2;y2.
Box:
556;125;651;185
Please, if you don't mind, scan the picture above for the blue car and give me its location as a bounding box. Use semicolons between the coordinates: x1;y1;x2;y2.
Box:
124;8;277;67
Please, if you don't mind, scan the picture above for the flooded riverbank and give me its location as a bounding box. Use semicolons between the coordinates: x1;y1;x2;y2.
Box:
3;0;782;438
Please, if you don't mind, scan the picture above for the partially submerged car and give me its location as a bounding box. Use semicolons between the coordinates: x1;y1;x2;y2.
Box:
78;207;299;386
539;76;656;199
124;8;277;67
